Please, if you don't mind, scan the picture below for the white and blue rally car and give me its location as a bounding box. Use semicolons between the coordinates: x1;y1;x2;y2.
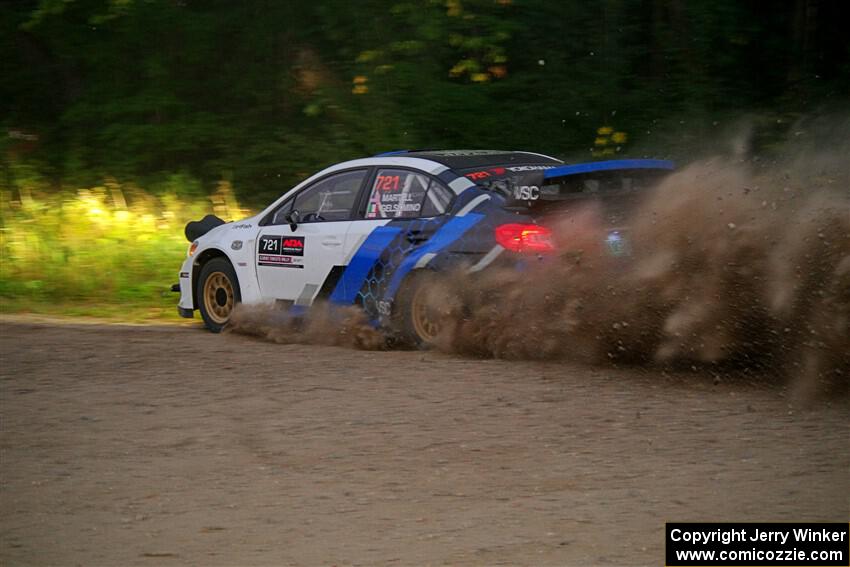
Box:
175;150;673;345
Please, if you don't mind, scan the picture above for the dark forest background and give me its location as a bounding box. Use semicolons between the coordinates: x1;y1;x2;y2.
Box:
3;0;849;205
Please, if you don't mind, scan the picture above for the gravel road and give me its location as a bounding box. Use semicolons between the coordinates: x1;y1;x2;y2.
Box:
1;320;847;566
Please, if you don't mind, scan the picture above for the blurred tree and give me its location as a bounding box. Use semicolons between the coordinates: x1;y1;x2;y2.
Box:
2;0;847;203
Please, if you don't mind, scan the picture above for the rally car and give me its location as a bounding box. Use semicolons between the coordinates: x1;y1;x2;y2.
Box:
175;150;673;345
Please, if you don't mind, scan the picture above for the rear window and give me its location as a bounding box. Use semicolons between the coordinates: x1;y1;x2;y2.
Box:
458;165;669;204
539;170;669;200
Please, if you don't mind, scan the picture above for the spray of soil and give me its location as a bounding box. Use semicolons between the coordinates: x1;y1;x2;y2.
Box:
229;150;849;399
228;302;387;351
439;155;849;398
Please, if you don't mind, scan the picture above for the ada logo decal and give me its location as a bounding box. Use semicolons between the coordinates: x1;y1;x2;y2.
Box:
281;237;305;256
258;235;305;268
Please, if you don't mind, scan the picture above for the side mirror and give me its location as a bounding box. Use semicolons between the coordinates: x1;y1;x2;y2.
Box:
285;209;301;232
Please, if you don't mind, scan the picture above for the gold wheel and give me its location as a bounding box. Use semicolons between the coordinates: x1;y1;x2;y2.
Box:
410;283;444;344
202;271;235;325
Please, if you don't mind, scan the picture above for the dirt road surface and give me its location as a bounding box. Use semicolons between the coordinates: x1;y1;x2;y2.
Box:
1;320;848;566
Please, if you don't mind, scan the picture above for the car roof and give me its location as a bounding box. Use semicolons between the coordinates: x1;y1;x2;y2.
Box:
374;149;563;169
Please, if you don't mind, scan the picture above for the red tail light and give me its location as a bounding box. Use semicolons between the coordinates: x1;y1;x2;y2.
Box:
494;223;555;253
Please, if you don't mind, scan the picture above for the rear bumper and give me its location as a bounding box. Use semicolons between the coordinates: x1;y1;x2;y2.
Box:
177;306;194;319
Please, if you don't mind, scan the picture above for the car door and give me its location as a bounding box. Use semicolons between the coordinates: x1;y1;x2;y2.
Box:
255;169;370;305
335;168;455;306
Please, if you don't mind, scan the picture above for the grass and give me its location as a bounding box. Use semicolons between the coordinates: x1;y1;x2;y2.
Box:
0;177;250;323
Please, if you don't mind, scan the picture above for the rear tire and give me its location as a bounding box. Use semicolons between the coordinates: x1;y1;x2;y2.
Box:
197;257;241;333
393;271;456;349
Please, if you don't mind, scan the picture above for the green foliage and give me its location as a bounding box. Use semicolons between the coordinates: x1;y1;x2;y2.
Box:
1;0;847;319
0;176;249;317
6;0;845;206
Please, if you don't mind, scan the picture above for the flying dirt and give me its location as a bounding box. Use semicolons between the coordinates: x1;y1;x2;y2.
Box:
230;152;850;401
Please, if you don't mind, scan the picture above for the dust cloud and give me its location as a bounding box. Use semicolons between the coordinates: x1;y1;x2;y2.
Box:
228;302;387;351
438;154;849;399
229;147;848;400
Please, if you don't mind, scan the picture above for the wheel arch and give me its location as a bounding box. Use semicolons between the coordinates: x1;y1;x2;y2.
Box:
389;267;448;348
390;266;433;307
192;248;232;309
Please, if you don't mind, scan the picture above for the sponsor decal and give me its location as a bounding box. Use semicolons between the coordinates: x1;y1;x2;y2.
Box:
464;166;508;181
433;150;505;156
232;223;253;229
231;240;243;250
258;235;306;268
258;254;304;268
179;271;190;278
281;237;305;255
465;170;491;180
377;300;392;316
506;165;557;172
465;165;556;181
513;185;540;200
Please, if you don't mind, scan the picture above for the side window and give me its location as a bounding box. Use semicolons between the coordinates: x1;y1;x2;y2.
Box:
271;169;367;224
364;169;452;219
420;179;453;217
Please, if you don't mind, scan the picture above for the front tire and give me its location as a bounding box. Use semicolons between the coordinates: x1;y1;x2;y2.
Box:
197;257;241;333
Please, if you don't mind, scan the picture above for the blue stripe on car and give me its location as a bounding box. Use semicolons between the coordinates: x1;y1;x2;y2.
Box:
543;159;674;179
384;213;484;298
437;169;459;184
329;226;402;304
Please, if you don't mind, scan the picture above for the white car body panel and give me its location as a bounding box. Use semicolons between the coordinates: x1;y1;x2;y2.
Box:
177;214;265;310
255;220;347;303
178;156;466;313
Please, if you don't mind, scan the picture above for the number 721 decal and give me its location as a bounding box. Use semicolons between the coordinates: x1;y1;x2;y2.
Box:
258;235;305;268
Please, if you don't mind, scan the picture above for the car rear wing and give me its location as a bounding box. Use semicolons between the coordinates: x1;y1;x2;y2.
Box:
503;159;675;206
542;159;674;180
